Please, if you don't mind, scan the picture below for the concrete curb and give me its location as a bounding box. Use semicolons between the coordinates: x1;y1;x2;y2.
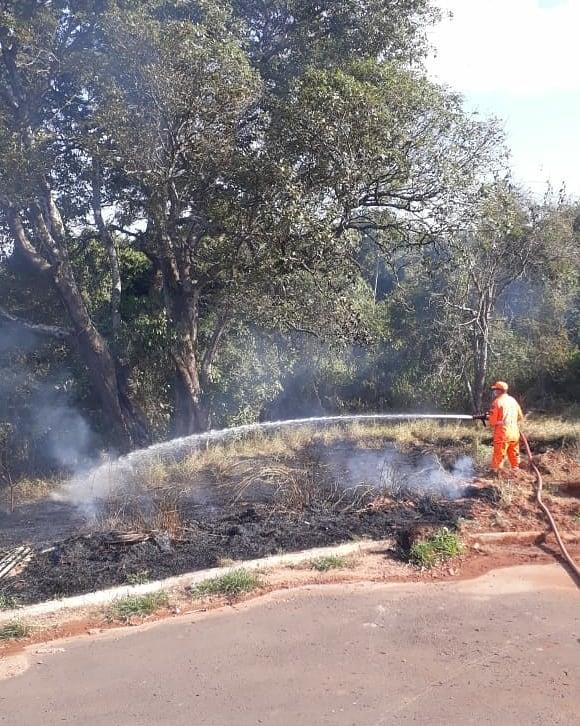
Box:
468;531;580;546
0;538;393;624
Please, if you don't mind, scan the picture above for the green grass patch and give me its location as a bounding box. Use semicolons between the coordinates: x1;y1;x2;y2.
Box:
0;593;18;611
409;528;464;569
0;621;30;641
110;591;169;622
309;555;354;572
191;568;261;599
126;571;151;586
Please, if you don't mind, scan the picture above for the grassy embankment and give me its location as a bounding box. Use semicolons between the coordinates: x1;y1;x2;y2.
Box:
2;416;578;513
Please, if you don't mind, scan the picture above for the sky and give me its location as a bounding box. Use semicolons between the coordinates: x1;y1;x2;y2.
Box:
428;0;580;199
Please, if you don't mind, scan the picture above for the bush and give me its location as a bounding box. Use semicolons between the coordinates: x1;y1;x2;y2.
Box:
409;528;463;568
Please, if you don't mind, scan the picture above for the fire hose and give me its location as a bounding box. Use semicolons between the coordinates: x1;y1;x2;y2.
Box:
519;431;580;586
473;414;579;585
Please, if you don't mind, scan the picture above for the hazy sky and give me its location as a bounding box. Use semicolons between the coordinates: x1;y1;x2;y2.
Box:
429;0;580;198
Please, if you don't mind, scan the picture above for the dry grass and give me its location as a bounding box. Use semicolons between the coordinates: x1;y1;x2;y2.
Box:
95;487;185;538
0;477;62;510
88;415;578;530
523;416;580;449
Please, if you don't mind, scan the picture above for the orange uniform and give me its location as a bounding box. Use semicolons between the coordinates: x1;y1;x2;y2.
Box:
488;392;524;471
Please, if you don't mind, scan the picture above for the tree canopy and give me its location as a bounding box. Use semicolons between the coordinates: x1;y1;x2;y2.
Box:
0;0;577;477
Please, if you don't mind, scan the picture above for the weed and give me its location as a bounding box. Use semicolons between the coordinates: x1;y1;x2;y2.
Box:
409;528;463;568
0;621;30;641
96;487;185;538
109;591;169;622
0;593;18;610
126;571;151;586
493;512;510;529
498;480;517;509
191;569;261;599
573;513;580;523
309;555;354;572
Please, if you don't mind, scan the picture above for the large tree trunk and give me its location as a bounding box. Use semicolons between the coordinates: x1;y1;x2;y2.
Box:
173;349;209;435
8;206;148;451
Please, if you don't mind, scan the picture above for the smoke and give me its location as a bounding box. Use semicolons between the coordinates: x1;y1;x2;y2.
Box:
61;414;475;524
331;445;473;500
0;323;99;480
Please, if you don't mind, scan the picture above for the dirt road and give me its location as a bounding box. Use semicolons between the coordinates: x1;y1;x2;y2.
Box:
1;565;578;725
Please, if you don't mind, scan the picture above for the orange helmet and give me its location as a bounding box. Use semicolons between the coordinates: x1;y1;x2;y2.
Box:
491;381;509;392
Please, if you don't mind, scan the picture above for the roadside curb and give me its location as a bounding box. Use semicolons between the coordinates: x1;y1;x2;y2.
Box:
468;531;580;546
0;538;393;624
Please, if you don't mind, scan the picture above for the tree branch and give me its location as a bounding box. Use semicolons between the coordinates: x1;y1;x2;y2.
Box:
0;305;72;341
200;312;231;387
92;158;122;334
6;206;52;273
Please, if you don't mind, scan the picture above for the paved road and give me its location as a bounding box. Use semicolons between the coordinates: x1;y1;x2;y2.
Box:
1;565;578;725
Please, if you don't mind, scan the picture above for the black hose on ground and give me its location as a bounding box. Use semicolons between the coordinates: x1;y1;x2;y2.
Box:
520;432;580;587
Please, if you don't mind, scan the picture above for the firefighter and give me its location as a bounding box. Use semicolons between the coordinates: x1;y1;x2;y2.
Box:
488;381;524;473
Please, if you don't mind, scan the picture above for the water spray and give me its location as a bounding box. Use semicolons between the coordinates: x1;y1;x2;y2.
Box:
64;413;475;511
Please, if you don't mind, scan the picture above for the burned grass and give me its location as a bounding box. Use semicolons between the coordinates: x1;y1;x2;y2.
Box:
3;494;473;605
2;420;579;606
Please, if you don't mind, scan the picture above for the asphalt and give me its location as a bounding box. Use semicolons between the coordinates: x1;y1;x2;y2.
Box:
0;565;578;725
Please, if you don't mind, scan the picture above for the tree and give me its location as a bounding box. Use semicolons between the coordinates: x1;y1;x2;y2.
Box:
0;0;505;442
430;184;579;411
89;2;502;433
0;1;149;449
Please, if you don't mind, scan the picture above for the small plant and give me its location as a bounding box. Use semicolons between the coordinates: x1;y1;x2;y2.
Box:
573;513;580;523
191;569;261;599
126;571;151;586
110;591;168;622
0;593;18;611
498;480;517;509
409;528;463;568
309;555;353;572
0;621;30;641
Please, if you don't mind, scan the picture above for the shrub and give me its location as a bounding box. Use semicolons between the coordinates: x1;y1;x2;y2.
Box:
409;528;463;568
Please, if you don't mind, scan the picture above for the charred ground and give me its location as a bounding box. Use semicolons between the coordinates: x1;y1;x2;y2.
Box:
1;420;579;605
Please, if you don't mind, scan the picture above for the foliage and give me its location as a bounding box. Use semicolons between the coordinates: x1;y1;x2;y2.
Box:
0;2;577;479
0;593;18;611
309;555;354;572
409;528;463;568
191;568;262;598
109;591;169;622
0;621;30;641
